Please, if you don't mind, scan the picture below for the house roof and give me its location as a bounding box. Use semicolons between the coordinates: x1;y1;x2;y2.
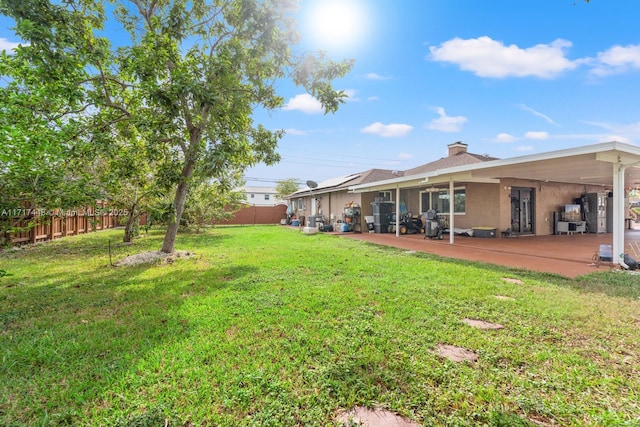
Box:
242;186;278;194
288;169;401;198
349;141;640;192
403;151;498;176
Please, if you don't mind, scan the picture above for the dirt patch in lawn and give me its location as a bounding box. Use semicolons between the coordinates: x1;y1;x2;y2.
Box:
462;318;505;330
114;250;194;267
337;406;422;427
494;295;516;301
502;277;524;285
434;344;479;363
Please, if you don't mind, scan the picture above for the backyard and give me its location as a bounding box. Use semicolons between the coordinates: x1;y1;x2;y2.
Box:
1;226;639;426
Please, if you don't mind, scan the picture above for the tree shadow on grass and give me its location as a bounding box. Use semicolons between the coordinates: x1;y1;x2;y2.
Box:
0;256;257;425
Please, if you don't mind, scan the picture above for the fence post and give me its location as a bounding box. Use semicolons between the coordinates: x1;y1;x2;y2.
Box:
1;219;8;247
30;216;37;244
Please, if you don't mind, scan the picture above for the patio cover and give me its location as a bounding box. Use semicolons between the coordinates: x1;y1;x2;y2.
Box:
348;141;640;268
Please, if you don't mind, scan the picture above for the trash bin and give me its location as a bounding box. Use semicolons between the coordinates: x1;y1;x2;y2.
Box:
599;244;612;262
425;220;435;236
308;216;317;228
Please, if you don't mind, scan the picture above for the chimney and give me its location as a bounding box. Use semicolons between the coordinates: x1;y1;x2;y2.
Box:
448;141;468;157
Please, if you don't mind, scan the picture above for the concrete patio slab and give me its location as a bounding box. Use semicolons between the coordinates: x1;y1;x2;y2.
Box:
336;230;640;278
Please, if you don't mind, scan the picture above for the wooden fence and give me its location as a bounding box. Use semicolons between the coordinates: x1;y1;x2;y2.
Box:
216;204;288;226
1;203;119;247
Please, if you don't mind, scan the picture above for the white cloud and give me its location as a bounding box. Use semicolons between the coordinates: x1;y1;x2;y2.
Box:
495;133;515;143
282;94;323;114
361;122;413;138
429;36;578;79
0;37;22;53
524;131;549;140
397;152;414;160
367;96;380;101
591;44;640;76
284;128;306;136
364;72;391;80
343;89;358;102
519;104;557;125
426;107;467;132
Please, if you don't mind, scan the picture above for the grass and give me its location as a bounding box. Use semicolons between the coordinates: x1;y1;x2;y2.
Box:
1;226;639;426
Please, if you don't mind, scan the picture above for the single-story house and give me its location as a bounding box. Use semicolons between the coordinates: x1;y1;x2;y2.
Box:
286;140;640;268
347;140;640;269
286;169;402;228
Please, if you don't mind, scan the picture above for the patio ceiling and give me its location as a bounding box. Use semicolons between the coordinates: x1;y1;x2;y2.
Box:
349;141;640;192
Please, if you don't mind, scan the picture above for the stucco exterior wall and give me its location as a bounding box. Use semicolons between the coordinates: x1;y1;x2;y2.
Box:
500;178;609;235
292;191;365;226
290;177;611;235
401;189;421;216
402;183;500;229
458;182;501;229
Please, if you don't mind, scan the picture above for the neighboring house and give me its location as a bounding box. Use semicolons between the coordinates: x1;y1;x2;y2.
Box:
241;186;285;206
217;186;286;226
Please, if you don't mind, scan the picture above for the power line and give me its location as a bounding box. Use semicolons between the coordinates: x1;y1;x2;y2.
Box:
243;177;303;184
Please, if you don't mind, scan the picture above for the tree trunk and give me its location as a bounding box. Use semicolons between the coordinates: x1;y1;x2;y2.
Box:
123;204;137;243
161;145;199;253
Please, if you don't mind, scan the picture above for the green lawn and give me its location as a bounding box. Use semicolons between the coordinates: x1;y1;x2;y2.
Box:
1;226;639;426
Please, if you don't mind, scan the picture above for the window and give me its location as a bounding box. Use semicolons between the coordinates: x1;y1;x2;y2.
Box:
421;188;466;214
378;191;391;201
264;194;270;200
250;194;255;198
297;198;304;210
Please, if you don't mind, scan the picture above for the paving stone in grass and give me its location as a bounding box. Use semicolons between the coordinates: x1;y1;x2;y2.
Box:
434;344;479;363
337;406;422;427
462;318;505;330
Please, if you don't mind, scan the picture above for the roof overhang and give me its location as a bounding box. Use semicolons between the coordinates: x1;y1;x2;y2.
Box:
349;141;640;193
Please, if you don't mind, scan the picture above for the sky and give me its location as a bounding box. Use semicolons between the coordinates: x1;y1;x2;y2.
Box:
2;0;640;189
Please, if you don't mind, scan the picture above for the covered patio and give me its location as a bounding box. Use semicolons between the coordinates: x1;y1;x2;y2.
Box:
338;229;640;278
349;142;640;271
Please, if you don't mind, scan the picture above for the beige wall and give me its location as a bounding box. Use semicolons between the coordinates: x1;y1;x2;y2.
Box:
458;182;501;229
499;179;609;235
293;191;366;226
402;183;500;230
296;179;610;234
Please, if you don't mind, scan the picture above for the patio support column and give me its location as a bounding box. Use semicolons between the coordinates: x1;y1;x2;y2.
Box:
449;179;455;244
612;162;627;267
395;184;400;237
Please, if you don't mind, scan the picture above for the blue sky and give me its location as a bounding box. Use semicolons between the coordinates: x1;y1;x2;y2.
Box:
2;0;640;188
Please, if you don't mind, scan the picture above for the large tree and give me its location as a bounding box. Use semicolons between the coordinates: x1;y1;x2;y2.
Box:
112;0;352;253
1;0;352;253
275;178;301;200
0;0;106;218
